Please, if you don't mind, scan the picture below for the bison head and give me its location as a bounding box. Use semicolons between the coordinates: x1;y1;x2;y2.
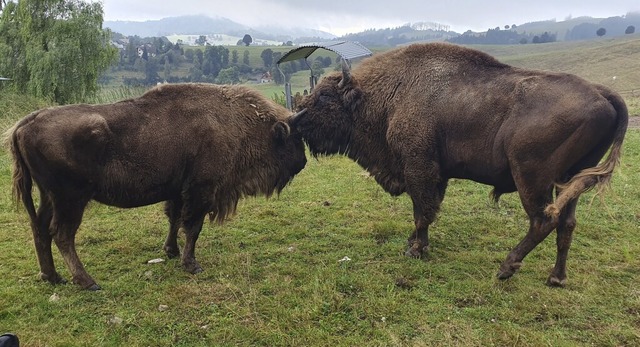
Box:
270;114;308;192
293;64;363;156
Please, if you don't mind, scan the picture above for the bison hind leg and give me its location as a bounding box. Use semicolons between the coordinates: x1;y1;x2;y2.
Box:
545;195;578;288
49;192;98;290
163;200;183;259
179;208;208;275
39;272;67;285
31;193;68;285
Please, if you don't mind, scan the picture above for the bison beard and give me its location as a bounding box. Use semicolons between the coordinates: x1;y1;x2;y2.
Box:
5;83;307;290
295;42;628;287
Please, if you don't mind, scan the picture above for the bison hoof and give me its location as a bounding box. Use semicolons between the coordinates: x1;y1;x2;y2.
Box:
85;283;102;291
496;261;523;280
189;266;203;274
546;275;567;288
40;272;67;285
164;248;180;259
404;242;429;258
183;262;203;274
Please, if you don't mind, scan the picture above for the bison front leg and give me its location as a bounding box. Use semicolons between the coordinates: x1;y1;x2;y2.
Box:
404;164;448;258
405;202;431;257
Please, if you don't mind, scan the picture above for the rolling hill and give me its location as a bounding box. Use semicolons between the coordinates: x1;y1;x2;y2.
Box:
104;15;335;42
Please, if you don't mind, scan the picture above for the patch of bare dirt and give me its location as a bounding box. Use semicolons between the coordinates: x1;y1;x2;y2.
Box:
629;115;640;128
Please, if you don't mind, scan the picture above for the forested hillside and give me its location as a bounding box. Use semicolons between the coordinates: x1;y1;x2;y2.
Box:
103;35;337;88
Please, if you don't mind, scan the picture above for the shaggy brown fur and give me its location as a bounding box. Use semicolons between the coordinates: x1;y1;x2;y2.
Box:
296;42;628;287
6;83;307;290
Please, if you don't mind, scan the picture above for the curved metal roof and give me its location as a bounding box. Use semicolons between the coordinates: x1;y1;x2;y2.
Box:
276;41;372;65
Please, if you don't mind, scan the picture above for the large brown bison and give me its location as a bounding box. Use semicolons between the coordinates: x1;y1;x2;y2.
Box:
295;43;628;286
6;83;307;290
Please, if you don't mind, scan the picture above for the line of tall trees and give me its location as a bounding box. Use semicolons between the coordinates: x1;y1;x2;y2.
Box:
448;26;557;45
566;13;640;40
110;36;260;86
110;38;337;87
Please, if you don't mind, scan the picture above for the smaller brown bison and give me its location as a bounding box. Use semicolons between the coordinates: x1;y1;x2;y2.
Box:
295;43;628;286
6;83;307;290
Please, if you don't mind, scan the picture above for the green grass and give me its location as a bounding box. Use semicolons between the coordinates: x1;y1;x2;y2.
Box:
2;36;640;346
1;123;638;346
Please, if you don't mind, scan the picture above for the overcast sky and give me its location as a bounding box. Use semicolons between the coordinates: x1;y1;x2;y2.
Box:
102;0;640;35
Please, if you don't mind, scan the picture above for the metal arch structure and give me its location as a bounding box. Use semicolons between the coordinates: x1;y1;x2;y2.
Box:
276;41;372;110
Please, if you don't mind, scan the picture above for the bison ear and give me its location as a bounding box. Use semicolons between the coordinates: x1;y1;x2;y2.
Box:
272;121;291;143
343;86;363;113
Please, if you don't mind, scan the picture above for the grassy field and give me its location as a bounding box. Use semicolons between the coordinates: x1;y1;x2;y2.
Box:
1;36;640;346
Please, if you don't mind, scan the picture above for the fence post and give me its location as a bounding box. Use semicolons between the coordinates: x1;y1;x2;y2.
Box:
285;82;292;111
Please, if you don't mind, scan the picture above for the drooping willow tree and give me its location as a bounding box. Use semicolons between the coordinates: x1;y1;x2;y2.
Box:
0;0;117;104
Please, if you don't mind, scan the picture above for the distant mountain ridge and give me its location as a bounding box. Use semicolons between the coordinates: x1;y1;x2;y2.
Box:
105;13;640;47
104;15;336;41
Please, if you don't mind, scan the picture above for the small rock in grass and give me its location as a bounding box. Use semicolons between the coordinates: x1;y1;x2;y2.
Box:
108;316;123;325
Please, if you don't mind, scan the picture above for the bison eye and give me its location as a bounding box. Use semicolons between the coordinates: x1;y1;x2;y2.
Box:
318;95;331;105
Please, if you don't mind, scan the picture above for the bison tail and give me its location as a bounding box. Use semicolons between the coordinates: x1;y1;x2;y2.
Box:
544;89;628;219
4;115;39;226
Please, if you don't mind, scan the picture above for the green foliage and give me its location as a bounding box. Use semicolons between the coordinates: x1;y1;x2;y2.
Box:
201;45;229;78
83;86;148;104
242;34;252;46
195;35;207;45
216;66;240;84
231;49;239;64
260;48;274;68
343;24;456;46
242;49;250;65
271;91;286;107
311;60;325;79
0;0;117;104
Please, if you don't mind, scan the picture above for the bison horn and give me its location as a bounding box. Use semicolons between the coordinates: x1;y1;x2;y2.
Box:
288;108;307;126
338;60;351;88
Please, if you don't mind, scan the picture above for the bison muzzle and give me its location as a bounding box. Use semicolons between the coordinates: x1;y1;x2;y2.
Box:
6;83;307;290
295;42;628;286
